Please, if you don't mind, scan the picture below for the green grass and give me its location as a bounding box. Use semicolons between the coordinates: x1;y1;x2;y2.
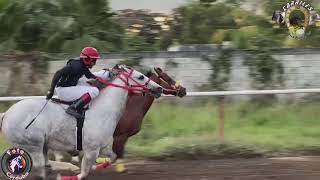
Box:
0;136;9;154
125;101;320;159
2;101;320;159
0;103;11;153
224;102;320;149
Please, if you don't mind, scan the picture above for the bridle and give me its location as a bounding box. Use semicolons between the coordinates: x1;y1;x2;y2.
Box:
97;68;153;94
154;70;183;95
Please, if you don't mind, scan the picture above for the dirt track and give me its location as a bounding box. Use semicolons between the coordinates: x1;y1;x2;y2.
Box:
52;156;320;180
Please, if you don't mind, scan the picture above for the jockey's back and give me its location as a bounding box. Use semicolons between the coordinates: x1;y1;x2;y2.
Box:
53;58;96;88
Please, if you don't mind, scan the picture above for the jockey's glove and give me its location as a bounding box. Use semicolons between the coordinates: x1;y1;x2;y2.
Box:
46;91;54;100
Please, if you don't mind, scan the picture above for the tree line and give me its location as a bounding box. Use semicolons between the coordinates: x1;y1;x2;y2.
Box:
0;0;319;53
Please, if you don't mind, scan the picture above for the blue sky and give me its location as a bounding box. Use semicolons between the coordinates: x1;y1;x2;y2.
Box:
110;0;190;13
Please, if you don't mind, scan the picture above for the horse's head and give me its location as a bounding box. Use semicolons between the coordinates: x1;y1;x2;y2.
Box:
146;67;187;97
112;65;163;98
10;156;23;170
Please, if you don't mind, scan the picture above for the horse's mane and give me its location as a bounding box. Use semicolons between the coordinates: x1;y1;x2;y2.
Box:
113;64;154;77
89;65;154;89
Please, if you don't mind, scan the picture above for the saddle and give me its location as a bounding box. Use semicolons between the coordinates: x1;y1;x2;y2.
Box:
51;98;86;151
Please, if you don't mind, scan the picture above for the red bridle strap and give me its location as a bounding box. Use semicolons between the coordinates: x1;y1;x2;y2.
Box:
155;73;181;96
162;88;178;95
96;69;151;93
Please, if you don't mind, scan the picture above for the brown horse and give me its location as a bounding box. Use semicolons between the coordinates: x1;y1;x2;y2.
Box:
97;67;187;172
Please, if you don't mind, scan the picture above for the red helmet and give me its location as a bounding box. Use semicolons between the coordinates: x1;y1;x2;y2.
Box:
80;47;101;67
80;47;100;59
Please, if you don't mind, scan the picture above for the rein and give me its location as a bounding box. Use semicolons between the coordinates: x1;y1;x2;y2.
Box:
155;72;181;95
97;69;151;93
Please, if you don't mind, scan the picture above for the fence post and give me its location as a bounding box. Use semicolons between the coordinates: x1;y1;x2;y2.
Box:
218;96;225;142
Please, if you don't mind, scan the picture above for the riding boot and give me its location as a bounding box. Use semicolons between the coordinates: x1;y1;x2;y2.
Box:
66;93;91;119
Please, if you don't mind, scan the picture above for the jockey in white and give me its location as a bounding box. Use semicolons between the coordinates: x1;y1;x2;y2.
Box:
46;47;113;119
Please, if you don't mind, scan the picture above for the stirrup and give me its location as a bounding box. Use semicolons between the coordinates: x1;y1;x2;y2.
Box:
66;107;83;119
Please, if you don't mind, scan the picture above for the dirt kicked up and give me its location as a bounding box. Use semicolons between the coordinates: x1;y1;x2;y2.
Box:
22;156;320;180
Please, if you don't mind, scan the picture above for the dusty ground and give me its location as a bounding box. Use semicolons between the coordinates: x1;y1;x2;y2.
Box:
37;156;320;180
2;156;320;179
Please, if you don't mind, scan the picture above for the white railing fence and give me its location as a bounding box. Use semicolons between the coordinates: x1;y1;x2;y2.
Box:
1;88;320;142
2;88;320;101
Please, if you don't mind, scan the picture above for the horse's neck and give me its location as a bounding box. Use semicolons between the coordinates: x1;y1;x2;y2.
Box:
128;95;154;114
88;77;128;124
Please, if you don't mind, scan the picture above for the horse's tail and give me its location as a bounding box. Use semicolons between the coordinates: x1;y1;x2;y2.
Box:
0;113;4;132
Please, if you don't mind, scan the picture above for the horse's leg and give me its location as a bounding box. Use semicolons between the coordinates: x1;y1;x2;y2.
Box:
59;150;99;180
96;135;125;165
112;135;129;173
96;135;115;163
92;146;115;172
102;146;117;163
43;143;53;177
28;148;46;179
113;135;128;159
78;150;99;179
93;137;116;172
43;143;51;168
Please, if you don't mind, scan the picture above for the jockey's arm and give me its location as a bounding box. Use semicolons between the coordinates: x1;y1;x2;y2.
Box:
84;68;96;79
92;69;115;81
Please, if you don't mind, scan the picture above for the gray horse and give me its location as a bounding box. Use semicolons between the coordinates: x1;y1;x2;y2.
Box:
0;65;162;180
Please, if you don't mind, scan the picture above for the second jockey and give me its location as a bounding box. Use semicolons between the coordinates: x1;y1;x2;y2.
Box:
46;47;112;119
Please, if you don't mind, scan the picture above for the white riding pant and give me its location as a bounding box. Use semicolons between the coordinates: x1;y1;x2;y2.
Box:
55;85;99;102
54;70;110;101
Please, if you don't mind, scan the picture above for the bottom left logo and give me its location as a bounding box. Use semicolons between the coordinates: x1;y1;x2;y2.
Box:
1;148;32;179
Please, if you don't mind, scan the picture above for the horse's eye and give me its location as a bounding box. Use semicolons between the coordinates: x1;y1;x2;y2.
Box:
138;75;144;80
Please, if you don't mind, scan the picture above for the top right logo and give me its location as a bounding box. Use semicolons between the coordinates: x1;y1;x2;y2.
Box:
272;0;320;39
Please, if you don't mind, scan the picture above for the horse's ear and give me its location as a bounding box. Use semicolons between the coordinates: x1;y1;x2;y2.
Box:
154;67;163;75
272;11;277;21
113;64;120;70
113;64;127;70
